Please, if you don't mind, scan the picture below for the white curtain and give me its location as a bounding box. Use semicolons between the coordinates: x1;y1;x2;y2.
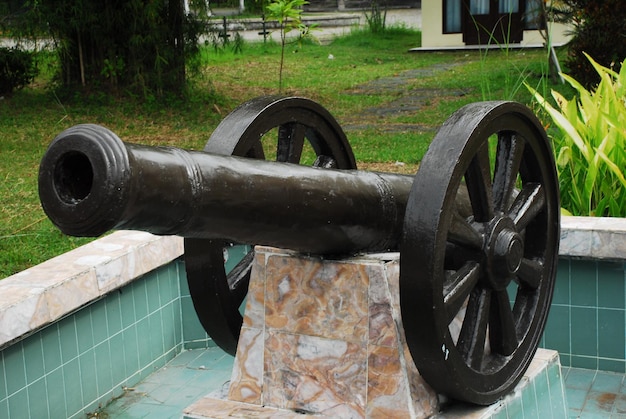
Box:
470;0;490;14
499;0;520;13
445;0;462;32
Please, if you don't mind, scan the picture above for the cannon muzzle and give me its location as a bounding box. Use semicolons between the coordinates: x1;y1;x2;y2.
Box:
39;124;413;255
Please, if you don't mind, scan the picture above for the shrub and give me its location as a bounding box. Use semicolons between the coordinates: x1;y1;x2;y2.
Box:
0;47;38;95
527;53;626;217
555;0;626;89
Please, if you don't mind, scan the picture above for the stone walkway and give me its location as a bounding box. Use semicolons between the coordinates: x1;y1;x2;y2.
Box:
342;63;469;134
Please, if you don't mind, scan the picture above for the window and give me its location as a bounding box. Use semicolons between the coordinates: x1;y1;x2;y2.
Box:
470;0;489;14
524;0;544;29
500;0;519;13
444;0;462;33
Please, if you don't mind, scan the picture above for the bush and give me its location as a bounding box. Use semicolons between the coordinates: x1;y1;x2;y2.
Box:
527;54;626;217
0;47;38;95
556;0;626;89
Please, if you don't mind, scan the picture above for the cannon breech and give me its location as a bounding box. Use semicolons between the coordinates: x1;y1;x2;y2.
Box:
39;124;413;255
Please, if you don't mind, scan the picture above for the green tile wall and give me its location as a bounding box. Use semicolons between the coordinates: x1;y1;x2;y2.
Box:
0;261;185;419
0;245;249;419
0;249;621;418
179;245;250;350
541;258;626;373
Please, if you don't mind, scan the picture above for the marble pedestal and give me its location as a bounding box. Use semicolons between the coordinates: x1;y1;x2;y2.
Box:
185;247;439;418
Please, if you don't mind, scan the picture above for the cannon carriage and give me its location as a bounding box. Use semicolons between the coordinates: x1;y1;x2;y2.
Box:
38;96;559;405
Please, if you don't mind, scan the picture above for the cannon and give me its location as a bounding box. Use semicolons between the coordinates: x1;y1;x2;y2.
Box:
38;96;559;405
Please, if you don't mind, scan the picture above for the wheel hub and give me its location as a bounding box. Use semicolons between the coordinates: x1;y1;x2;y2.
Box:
485;216;523;290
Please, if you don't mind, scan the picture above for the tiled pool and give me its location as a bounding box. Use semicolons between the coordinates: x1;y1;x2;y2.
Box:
1;217;625;418
101;347;233;418
98;347;626;418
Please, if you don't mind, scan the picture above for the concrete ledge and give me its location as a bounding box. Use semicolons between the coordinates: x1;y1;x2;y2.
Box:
210;13;361;31
561;216;626;261
0;231;183;349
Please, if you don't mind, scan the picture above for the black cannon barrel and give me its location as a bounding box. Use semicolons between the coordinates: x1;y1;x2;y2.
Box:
39;124;415;255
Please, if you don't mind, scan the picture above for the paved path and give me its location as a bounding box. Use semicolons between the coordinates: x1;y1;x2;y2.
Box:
342;63;468;134
214;8;422;43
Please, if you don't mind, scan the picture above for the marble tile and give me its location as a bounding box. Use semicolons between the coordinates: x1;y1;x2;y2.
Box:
263;331;366;416
0;231;183;349
367;344;413;418
241;252;266;330
228;326;264;405
560;216;626;260
368;263;397;348
264;254;369;344
184;396;319;418
220;248;438;418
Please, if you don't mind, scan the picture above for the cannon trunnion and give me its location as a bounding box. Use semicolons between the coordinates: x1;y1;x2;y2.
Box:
38;96;560;405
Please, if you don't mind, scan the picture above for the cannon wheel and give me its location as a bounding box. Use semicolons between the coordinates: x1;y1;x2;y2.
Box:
184;96;357;355
400;101;559;404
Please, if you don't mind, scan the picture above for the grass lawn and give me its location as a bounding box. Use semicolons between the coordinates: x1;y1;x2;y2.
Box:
0;27;570;277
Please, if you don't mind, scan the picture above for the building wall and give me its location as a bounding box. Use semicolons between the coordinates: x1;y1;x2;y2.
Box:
305;0;419;11
421;1;570;48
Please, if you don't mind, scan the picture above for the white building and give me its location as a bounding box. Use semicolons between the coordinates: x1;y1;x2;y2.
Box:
421;1;570;49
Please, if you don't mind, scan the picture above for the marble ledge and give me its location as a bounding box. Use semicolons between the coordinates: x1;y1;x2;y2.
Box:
560;215;626;261
0;231;183;349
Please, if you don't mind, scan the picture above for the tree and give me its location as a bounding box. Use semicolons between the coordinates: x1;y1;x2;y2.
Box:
552;0;626;88
265;0;309;93
2;0;206;96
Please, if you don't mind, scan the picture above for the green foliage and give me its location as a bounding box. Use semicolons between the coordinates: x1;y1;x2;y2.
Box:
264;0;309;92
1;27;569;277
364;1;387;34
4;0;207;97
0;47;38;95
527;53;626;217
555;0;626;89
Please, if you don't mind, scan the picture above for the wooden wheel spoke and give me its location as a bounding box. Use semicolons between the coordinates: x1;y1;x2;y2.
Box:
465;142;495;222
449;211;484;249
493;132;525;212
509;183;545;230
458;287;491;370
444;262;481;323
277;123;306;163
246;140;265;160
227;250;255;307
489;289;519;356
517;257;544;290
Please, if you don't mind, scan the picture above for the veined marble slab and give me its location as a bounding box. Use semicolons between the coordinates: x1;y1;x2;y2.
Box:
218;247;439;418
561;215;626;260
0;231;183;349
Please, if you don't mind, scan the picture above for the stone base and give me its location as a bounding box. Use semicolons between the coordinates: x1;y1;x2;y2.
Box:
186;247;438;418
184;349;567;419
183;247;568;419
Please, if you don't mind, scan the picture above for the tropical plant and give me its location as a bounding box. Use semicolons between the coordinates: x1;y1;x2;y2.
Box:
265;0;310;92
527;53;626;217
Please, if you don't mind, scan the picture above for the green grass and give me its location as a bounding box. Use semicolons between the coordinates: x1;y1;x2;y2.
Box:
0;27;569;278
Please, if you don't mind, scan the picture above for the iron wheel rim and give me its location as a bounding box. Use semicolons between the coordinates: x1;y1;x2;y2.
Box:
400;101;560;404
184;96;356;355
